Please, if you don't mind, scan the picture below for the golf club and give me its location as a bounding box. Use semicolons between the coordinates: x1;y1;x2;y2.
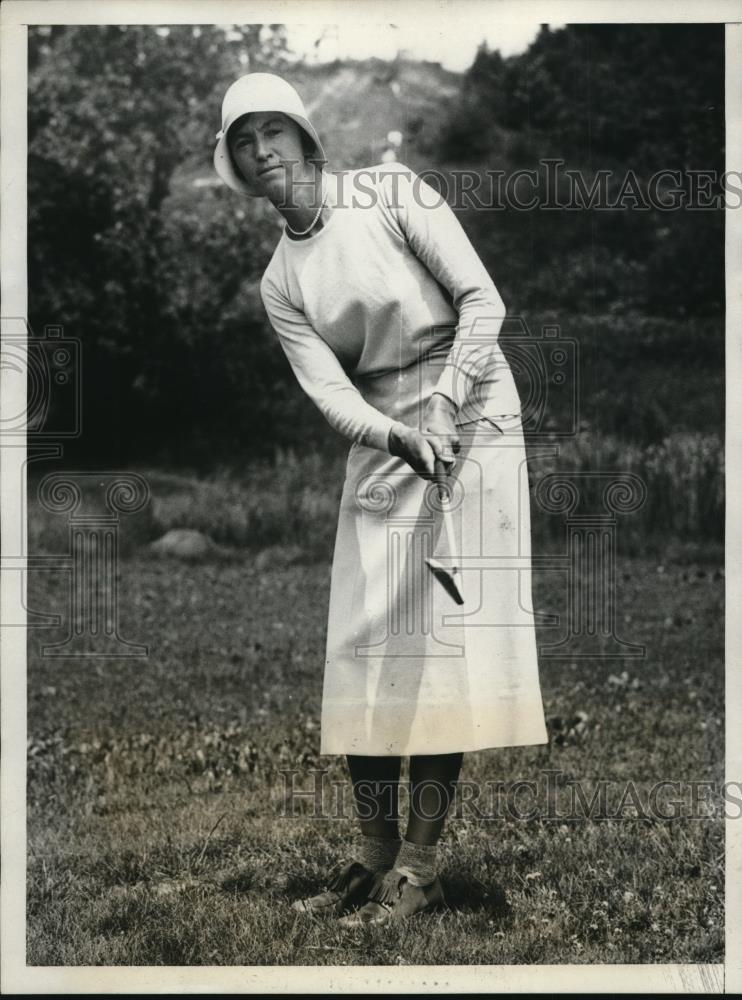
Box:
425;456;465;605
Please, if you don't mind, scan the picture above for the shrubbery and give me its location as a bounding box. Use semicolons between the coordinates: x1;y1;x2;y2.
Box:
28;25;724;467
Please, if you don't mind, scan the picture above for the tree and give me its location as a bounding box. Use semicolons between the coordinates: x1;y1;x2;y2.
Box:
28;24;293;463
429;24;724;318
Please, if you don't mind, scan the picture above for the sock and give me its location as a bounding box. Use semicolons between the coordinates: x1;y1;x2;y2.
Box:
393;837;438;886
357;833;401;873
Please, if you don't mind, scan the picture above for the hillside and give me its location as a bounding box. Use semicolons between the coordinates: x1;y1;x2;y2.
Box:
288;57;461;168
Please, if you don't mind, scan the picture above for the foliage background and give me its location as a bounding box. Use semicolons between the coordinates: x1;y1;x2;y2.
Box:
28;23;724;468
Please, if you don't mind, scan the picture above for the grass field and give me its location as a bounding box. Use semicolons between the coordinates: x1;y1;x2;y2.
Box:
25;457;725;966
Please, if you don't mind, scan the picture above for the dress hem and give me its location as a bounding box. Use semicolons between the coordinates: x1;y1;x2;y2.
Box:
318;732;550;757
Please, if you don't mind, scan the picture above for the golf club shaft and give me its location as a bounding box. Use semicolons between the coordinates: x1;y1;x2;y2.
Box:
433;457;451;502
434;458;458;571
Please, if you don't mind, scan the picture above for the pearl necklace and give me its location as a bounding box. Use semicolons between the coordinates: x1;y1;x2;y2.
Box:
285;183;329;238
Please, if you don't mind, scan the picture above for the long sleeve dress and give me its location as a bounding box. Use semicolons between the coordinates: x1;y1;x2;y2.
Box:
260;162;549;756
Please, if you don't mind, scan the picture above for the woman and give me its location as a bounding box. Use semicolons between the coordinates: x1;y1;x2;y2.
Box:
213;73;549;926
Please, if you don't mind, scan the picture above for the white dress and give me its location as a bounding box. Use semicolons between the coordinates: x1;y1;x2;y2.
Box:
260;163;549;755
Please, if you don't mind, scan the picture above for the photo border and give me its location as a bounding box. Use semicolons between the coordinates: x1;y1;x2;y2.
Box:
2;0;739;992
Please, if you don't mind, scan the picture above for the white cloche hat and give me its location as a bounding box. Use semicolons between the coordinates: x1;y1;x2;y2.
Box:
213;73;327;196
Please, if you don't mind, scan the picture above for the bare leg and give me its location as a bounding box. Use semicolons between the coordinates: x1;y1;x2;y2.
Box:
346;754;402;839
406;752;464;846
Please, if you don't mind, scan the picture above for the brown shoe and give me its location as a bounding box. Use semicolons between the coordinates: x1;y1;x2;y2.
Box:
292;860;376;916
337;868;446;927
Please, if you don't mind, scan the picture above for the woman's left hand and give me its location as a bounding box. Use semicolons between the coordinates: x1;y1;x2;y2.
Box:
422;393;461;472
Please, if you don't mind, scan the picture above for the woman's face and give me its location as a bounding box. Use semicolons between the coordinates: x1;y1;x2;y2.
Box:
228;111;312;201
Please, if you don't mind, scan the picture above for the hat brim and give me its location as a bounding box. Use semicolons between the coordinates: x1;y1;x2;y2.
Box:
213;113;327;197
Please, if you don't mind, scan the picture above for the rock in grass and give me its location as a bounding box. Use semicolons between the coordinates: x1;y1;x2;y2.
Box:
149;528;230;561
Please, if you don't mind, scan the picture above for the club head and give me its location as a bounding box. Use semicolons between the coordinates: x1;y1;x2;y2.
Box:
425;557;465;605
